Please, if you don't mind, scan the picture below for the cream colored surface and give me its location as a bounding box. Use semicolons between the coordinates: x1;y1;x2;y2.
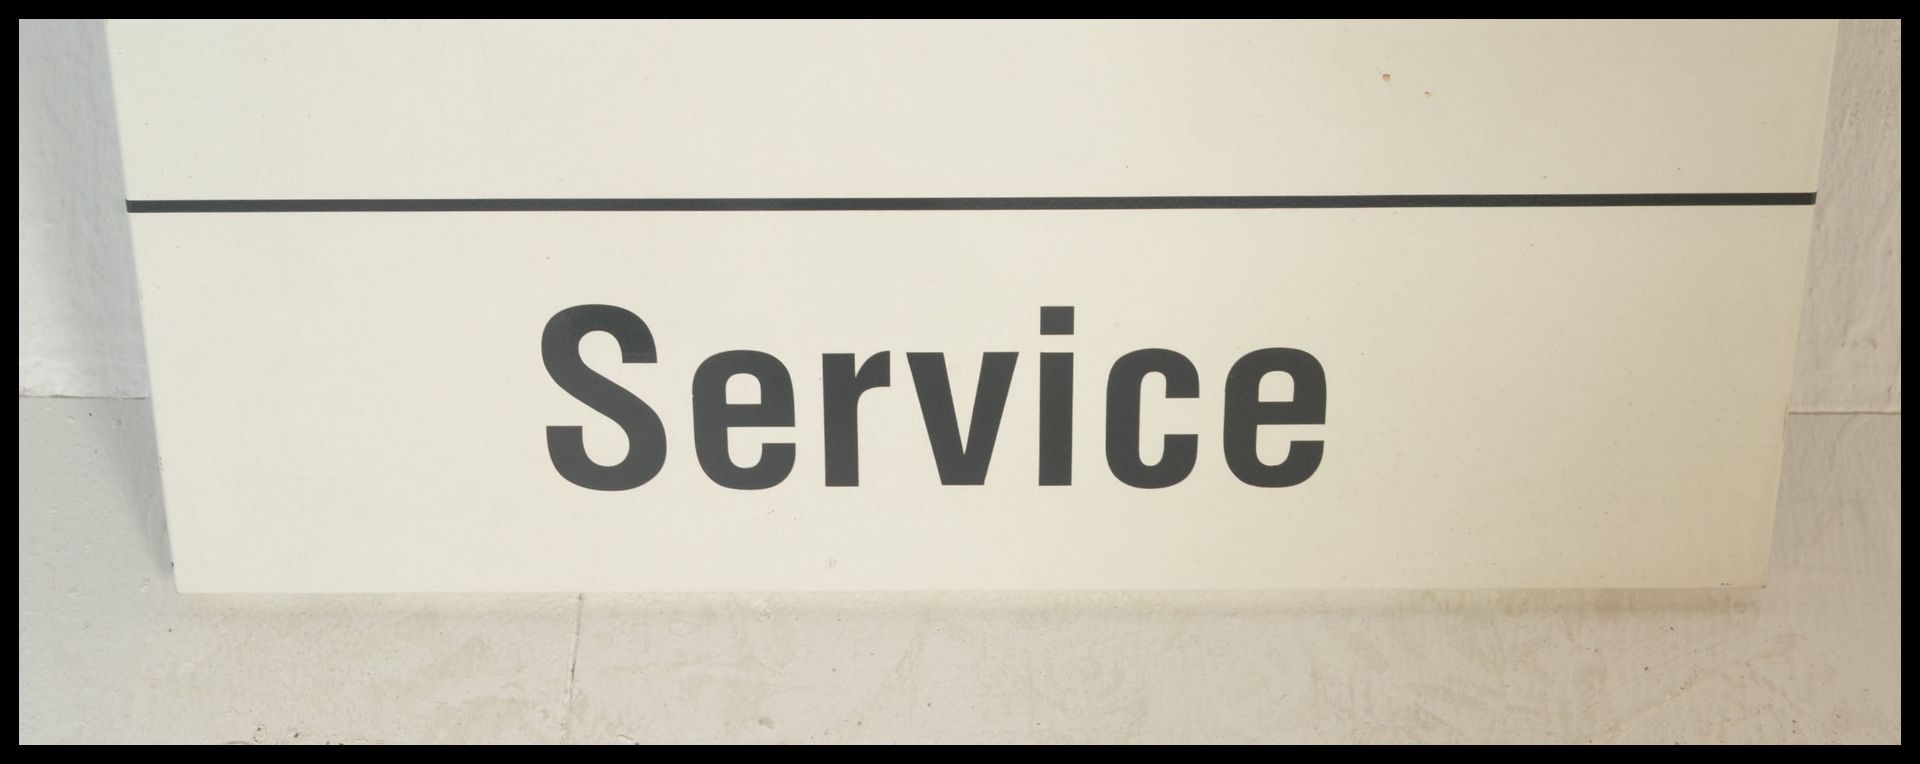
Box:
107;20;1834;198
108;21;1837;591
23;20;1899;415
135;208;1812;591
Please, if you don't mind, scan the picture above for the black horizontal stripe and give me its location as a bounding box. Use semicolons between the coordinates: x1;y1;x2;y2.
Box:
126;193;1816;213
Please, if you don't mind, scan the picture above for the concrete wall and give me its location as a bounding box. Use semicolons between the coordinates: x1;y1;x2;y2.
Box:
1791;20;1903;412
17;20;146;398
17;19;1901;743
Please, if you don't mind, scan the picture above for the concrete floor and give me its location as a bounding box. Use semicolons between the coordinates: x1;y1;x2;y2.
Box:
17;397;1902;743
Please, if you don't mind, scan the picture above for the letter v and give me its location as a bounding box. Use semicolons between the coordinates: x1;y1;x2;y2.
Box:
906;352;1018;485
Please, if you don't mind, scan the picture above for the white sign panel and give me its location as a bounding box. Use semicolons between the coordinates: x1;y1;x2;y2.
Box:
108;20;1837;592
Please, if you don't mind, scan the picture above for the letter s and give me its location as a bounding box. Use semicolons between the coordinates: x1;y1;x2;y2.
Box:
543;305;668;490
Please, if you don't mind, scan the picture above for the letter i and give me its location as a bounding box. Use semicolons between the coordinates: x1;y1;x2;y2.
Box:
1039;306;1075;486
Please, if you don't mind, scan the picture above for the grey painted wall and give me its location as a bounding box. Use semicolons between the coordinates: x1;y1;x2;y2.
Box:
18;20;146;397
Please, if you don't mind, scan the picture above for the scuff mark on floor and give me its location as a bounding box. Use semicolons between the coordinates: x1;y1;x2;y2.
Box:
561;593;584;742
